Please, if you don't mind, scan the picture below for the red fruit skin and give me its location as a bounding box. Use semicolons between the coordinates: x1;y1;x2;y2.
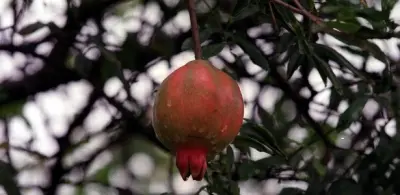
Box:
152;60;244;181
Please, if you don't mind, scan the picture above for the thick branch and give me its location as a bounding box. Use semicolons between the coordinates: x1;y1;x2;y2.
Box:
268;65;337;148
43;0;126;194
45;90;100;195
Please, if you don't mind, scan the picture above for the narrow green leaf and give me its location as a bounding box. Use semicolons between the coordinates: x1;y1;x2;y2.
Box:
233;135;273;154
244;122;287;158
279;188;305;195
0;161;21;195
257;105;277;130
328;179;362;195
233;34;269;70
240;122;266;142
18;22;46;35
98;46;133;99
219;0;238;14
92;164;111;184
0;99;25;118
313;54;343;95
225;145;235;174
287;50;302;79
306;55;327;84
331;34;389;65
320;5;341;14
382;0;397;12
228;181;240;195
337;96;369;130
312;44;367;81
237;160;257;180
325;21;361;33
256;156;286;167
273;3;299;33
312;159;327;177
337;7;357;21
232;4;259;22
182;29;213;51
75;185;85;195
202;43;225;59
276;33;295;54
73;53;93;77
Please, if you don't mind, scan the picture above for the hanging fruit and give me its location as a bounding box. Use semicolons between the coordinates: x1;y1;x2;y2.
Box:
152;60;244;181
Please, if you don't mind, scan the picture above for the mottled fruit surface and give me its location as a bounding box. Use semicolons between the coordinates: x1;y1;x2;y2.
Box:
152;60;244;181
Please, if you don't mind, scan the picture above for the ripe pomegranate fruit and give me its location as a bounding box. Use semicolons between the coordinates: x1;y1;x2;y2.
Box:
152;60;244;181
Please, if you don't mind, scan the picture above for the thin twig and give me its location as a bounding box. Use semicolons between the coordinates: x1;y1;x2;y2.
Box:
270;0;322;24
268;2;278;32
187;0;202;59
270;0;302;13
293;0;322;24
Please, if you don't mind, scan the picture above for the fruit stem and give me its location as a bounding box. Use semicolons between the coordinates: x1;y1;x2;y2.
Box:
186;0;202;60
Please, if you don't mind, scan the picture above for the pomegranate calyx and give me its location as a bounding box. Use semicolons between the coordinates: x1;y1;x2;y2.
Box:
176;146;207;181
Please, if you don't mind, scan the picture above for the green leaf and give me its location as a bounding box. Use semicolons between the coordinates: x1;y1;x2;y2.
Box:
313;54;343;95
233;135;273;154
312;44;367;81
312;159;327;177
328;88;342;110
242;122;287;158
18;22;59;36
226;145;235;173
241;121;286;157
256;156;286;167
98;46;132;99
276;33;295;54
98;49;122;83
92;164;111;184
279;188;305;195
273;3;300;33
0;161;21;195
202;43;225;59
75;185;85;195
331;34;389;65
232;4;259;22
182;29;213;51
337;96;369;130
18;22;47;35
257;105;277;130
233;34;269;70
0;99;25;118
382;0;397;11
337;7;357;21
219;0;238;14
237;159;257;180
287;50;302;79
73;53;94;77
320;5;341;14
194;186;208;195
328;179;362;195
325;21;361;33
228;181;240;195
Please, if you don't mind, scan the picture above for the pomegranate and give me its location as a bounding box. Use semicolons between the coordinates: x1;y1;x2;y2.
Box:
152;60;244;181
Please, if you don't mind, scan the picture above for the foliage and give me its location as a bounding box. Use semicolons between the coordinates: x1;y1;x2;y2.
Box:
0;0;400;195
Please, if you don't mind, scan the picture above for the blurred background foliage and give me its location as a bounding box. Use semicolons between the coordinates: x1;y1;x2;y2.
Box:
0;0;400;195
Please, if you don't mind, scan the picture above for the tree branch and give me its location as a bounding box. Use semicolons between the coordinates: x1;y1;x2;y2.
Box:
44;90;101;195
268;64;337;149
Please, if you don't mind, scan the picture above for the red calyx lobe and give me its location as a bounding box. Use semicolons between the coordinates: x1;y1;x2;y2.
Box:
176;146;207;181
